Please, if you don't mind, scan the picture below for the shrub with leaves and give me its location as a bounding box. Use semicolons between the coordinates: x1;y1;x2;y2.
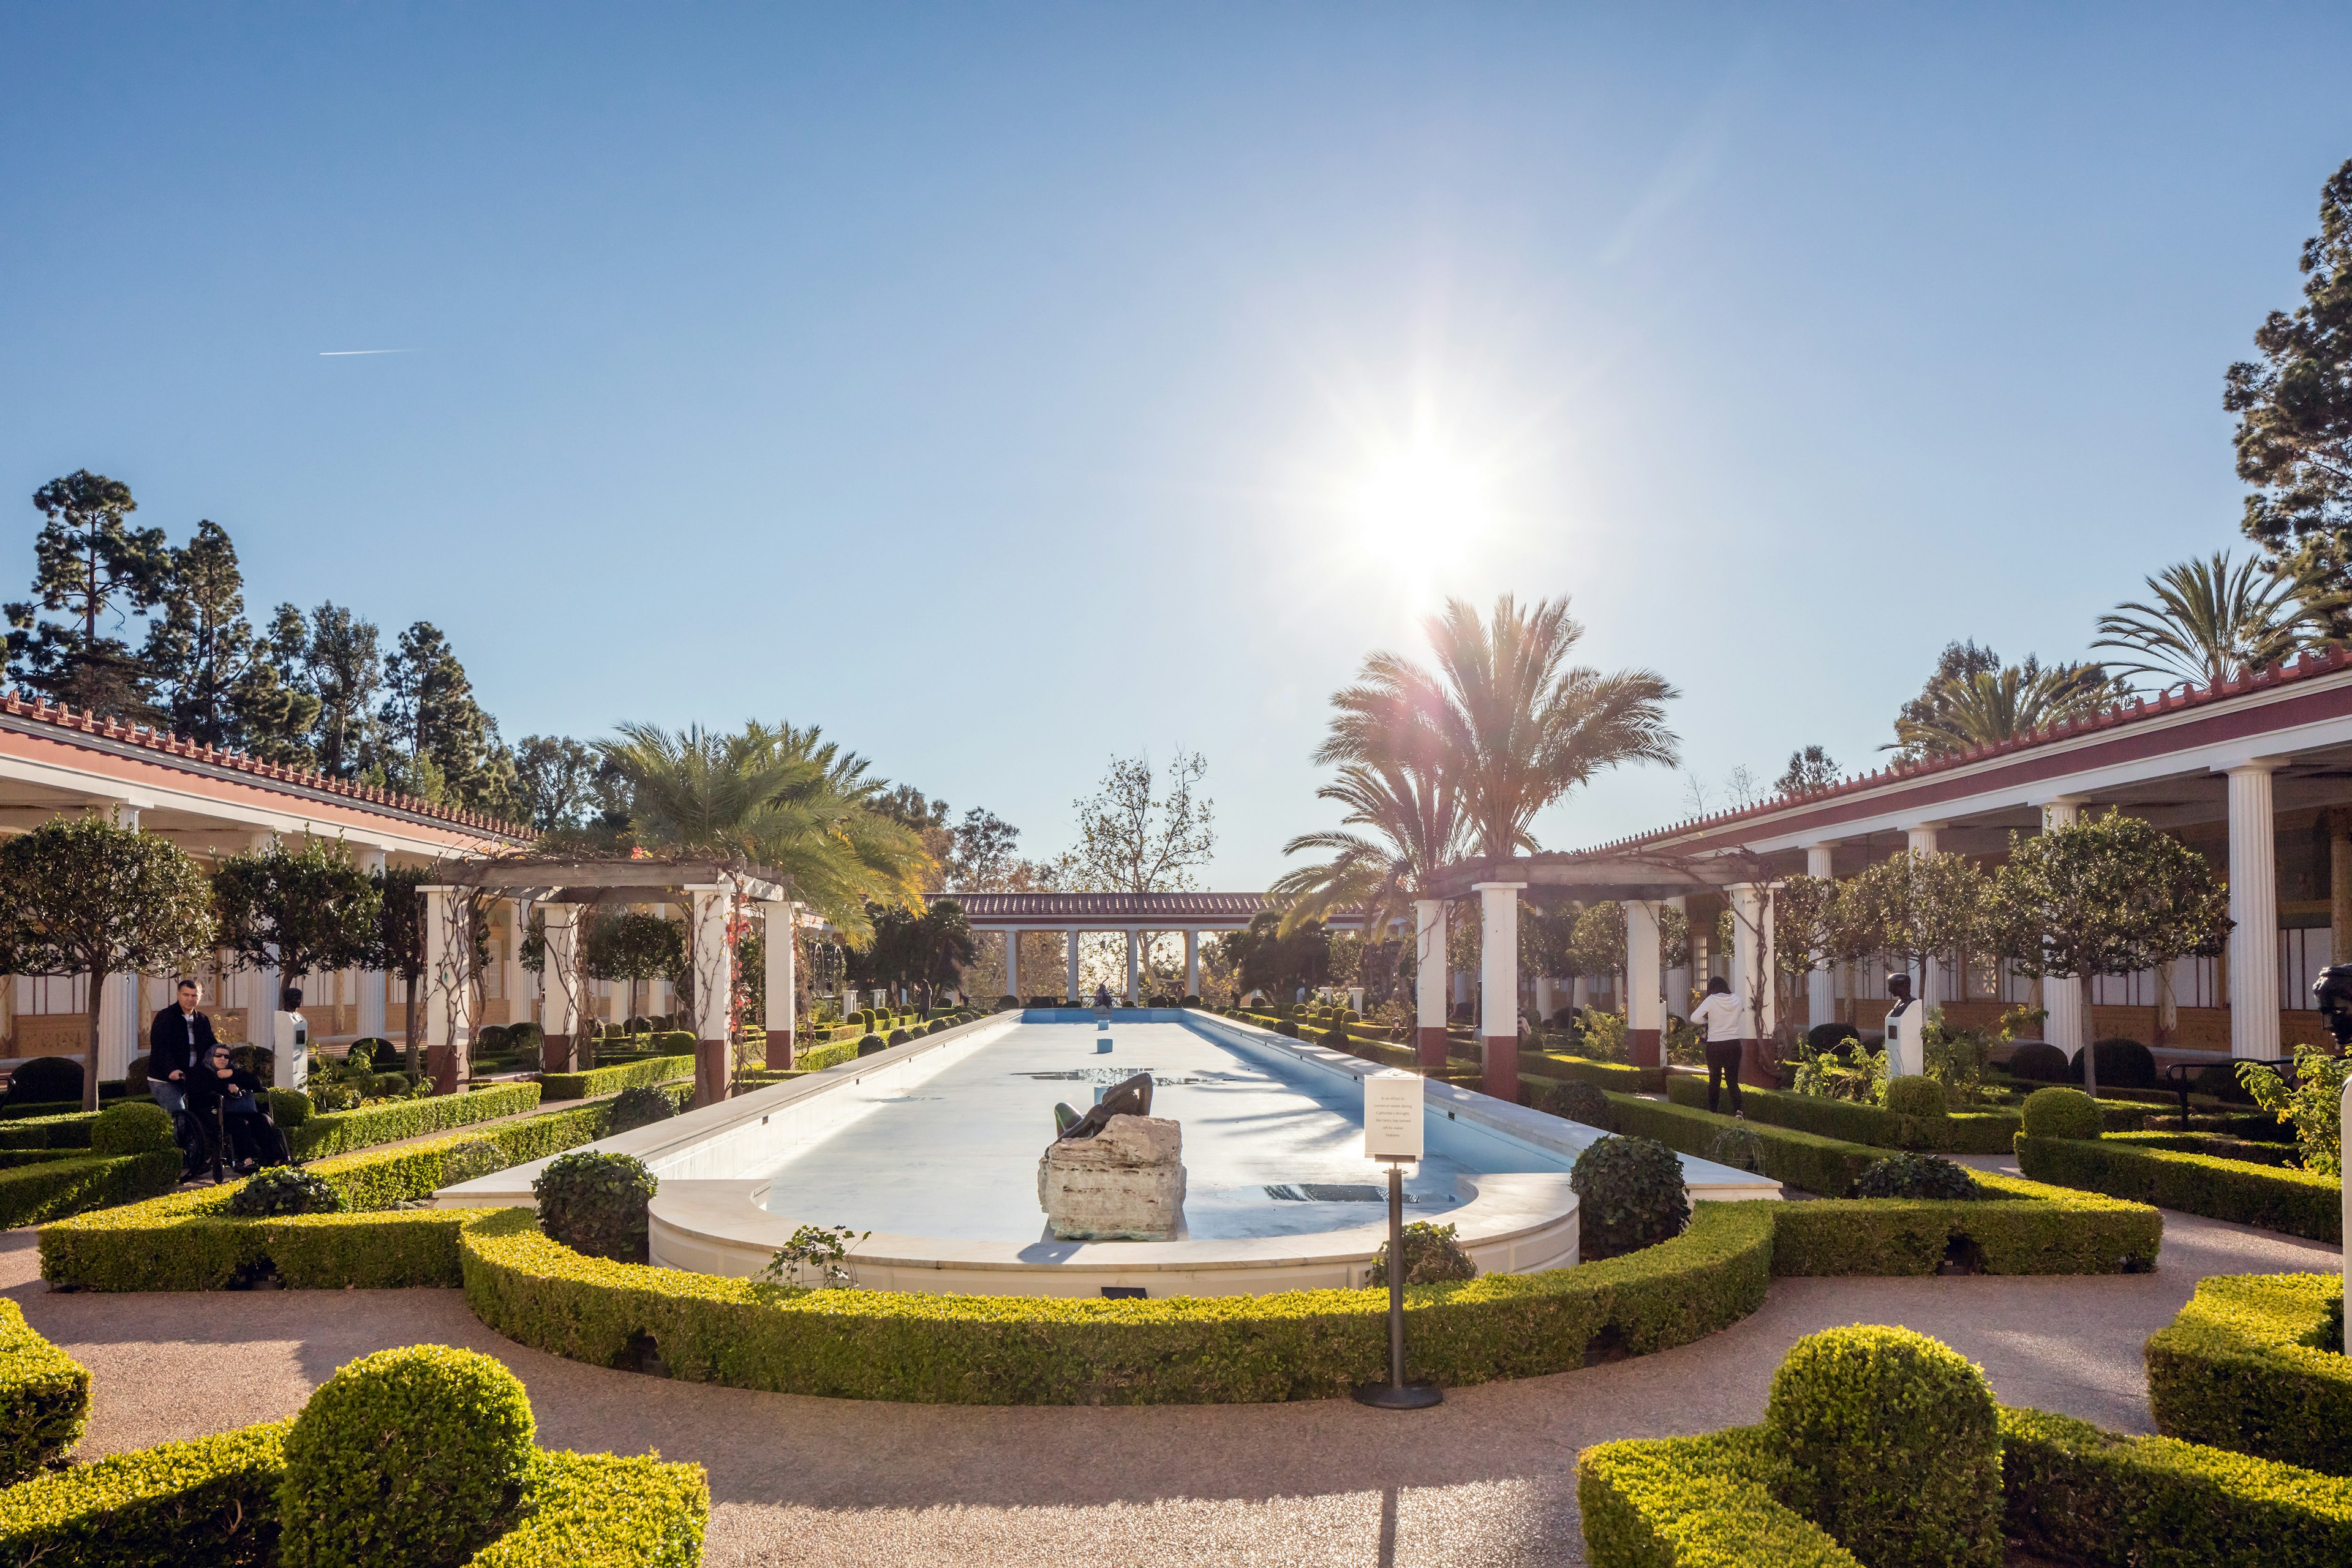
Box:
755;1223;869;1290
1536;1079;1613;1129
1883;1075;1949;1118
607;1084;677;1134
2005;1041;2072;1082
227;1166;345;1217
1367;1220;1476;1286
1792;1037;1885;1104
1708;1123;1766;1174
89;1099;174;1156
2237;1044;2348;1176
1854;1153;1980;1201
532;1151;657;1263
438;1138;505;1186
2022;1085;2104;1142
1569;1134;1690;1259
1575;1008;1630;1064
277;1344;535;1568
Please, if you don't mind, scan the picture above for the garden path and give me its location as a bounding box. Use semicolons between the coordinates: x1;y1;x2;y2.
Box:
1;1200;2334;1567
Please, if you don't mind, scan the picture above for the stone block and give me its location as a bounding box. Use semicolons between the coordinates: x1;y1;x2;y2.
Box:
1038;1114;1187;1241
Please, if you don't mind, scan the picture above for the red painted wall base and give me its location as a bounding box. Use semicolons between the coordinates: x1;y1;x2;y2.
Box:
1483;1035;1520;1101
695;1039;729;1107
1630;1028;1662;1069
1416;1025;1449;1070
765;1027;796;1071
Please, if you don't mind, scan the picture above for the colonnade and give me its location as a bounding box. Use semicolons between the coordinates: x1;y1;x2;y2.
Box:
997;928;1207;1004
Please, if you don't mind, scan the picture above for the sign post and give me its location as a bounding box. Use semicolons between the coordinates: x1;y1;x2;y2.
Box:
1355;1069;1441;1409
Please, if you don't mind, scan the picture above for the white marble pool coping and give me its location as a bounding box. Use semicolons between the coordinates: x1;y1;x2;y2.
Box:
435;1008;1779;1298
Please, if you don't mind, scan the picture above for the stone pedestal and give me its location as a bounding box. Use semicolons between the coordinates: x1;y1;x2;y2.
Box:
1038;1115;1187;1240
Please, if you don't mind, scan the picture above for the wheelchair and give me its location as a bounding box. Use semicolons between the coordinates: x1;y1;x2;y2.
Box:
177;1095;291;1185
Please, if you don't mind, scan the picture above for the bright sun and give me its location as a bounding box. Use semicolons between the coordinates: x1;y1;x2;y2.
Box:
1351;439;1496;564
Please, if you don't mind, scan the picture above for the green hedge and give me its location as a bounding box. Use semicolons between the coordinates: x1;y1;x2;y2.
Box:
794;1039;862;1072
2000;1404;2352;1564
1534;1054;1664;1095
2015;1134;2342;1241
462;1199;1777;1404
1768;1170;2160;1277
0;1150;179;1231
2106;1129;2302;1167
0;1419;706;1567
1664;1077;2024;1153
2145;1273;2352;1477
0;1112;95;1150
0;1298;88;1486
37;1091;689;1292
1605;1091;1883;1196
1578;1426;1860;1566
537;1054;695;1102
290;1081;542;1158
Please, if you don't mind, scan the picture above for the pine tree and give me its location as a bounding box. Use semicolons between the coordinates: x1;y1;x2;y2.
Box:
7;471;168;718
305;603;381;778
141;520;255;746
228;604;322;766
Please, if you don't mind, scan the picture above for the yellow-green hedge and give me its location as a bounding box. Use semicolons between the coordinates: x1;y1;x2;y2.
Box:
291;1081;543;1158
1768;1170;2160;1276
537;1055;695;1102
461;1200;1777;1405
0;1298;87;1487
1578;1426;1858;1566
0;1151;179;1231
2016;1134;2341;1241
2146;1273;2352;1477
1664;1077;2026;1154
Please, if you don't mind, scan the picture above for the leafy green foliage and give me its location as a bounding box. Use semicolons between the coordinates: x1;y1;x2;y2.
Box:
0;1297;89;1485
1882;1076;1947;1118
0;1419;289;1565
2236;1043;2348;1175
533;1152;656;1264
278;1344;535;1568
2022;1087;2104;1141
1853;1153;1978;1201
1;1056;83;1109
534;1052;693;1101
209;836;382;1000
1368;1220;1476;1285
2016;1134;2342;1242
226;1168;344;1218
1533;1079;1613;1129
1570;1135;1691;1259
1765;1325;2003;1568
2005;1041;2071;1082
88;1100;172;1156
2146;1272;2352;1477
756;1223;868;1290
606;1085;677;1134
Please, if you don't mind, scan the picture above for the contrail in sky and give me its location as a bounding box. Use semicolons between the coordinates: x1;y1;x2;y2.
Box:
318;349;413;356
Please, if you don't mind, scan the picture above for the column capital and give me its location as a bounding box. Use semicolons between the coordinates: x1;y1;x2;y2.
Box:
2215;755;2291;776
1900;819;1950;833
1470;881;1528;893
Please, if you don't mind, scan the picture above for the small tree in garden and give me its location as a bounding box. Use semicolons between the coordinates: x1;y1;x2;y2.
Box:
211;835;382;1026
1773;872;1874;1030
1847;850;1992;1007
372;863;434;1079
0;815;215;1110
909;898;976;1009
1567;902;1626;997
584;909;684;1027
1990;812;2231;1096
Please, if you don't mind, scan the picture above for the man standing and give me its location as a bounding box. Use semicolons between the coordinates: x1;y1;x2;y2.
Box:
149;978;218;1174
1690;975;1747;1116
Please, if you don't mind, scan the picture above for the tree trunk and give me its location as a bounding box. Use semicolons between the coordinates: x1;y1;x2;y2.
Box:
2080;974;2099;1098
83;963;107;1114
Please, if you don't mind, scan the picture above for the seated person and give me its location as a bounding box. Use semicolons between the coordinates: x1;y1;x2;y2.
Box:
181;1045;288;1174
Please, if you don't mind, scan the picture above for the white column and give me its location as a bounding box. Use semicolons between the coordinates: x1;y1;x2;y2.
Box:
2226;763;2283;1061
760;899;796;1068
1662;893;1691;1019
1125;930;1140;1004
1625;899;1662;1066
540;903;580;1073
353;847;388;1040
1906;822;1946;1008
246;829;284;1067
418;883;467;1094
502;901;529;1028
1414;898;1447;1066
1475;882;1525;1098
2038;801;2087;1060
687;884;734;1106
1571;974;1589;1010
1729;883;1777;1039
1805;842;1838;1028
1184;930;1199;997
1067;929;1080;1002
1003;929;1020;998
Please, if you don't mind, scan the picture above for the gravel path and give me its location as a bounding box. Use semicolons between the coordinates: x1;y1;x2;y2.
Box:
6;1204;2335;1567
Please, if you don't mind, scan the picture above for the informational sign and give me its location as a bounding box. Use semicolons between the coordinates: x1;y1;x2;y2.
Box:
1363;1068;1424;1161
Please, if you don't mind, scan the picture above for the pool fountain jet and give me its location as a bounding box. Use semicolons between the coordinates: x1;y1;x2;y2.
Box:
1038;1071;1188;1240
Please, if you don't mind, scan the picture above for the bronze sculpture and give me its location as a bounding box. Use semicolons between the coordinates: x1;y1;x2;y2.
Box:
2313;963;2352;1047
1053;1071;1154;1141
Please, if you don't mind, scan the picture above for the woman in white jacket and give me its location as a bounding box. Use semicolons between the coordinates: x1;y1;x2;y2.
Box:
1688;975;1747;1116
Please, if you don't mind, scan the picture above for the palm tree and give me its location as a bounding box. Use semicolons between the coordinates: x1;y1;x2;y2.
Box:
2092;552;2339;688
1890;659;2119;758
1322;595;1679;858
1268;758;1472;936
592;720;930;942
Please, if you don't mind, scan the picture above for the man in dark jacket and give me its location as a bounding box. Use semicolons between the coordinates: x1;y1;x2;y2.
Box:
149;979;218;1174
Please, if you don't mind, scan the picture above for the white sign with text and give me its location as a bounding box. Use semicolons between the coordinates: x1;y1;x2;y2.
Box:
1363;1068;1424;1161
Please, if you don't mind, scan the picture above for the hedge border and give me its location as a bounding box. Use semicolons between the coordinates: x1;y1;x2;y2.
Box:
0;1298;88;1487
0;1151;179;1232
2145;1272;2352;1477
460;1199;1778;1405
1664;1077;2025;1153
537;1055;695;1102
1578;1426;1854;1567
290;1081;543;1158
1768;1170;2161;1277
2015;1134;2342;1241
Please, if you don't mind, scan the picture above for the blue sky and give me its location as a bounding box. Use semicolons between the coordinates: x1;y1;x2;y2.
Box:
4;5;2348;885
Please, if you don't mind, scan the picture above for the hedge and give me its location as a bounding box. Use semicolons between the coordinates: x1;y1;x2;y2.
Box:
461;1199;1779;1404
0;1419;707;1567
1532;1054;1664;1095
37;1088;690;1292
2015;1134;2342;1241
1578;1408;2352;1568
2000;1404;2352;1565
2145;1273;2352;1477
0;1113;94;1151
0;1150;180;1232
1664;1078;2025;1154
793;1038;861;1072
537;1055;695;1102
1605;1092;1883;1196
1767;1170;2160;1276
2106;1129;2302;1167
0;1298;88;1485
290;1080;543;1158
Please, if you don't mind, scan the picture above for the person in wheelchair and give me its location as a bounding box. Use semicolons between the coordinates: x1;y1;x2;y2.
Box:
182;1044;289;1177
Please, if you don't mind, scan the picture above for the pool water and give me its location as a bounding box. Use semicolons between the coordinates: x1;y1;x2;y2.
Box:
750;1018;1572;1243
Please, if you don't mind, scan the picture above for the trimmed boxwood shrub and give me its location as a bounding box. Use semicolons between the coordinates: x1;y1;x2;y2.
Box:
1882;1076;1947;1118
2005;1041;2071;1082
1570;1135;1691;1259
535;1053;693;1101
1368;1220;1477;1285
279;1344;537;1568
1611;1092;1882;1196
0;1297;88;1485
1853;1153;1978;1201
1765;1324;2002;1568
2022;1085;2103;1141
1661;1077;2027;1155
2015;1134;2342;1242
290;1080;541;1159
227;1167;344;1218
1532;1079;1613;1129
533;1152;656;1264
2195;1060;2258;1104
1806;1022;1861;1053
854;1033;886;1057
886;1028;911;1047
0;1418;293;1562
0;1150;181;1231
460;1198;1777;1404
2145;1272;2352;1476
89;1099;173;1156
1765;1169;2159;1277
606;1084;676;1134
3;1056;83;1109
2079;1037;2159;1088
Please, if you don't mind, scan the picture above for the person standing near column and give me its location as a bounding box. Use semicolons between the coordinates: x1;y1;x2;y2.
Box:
1690;976;1747;1116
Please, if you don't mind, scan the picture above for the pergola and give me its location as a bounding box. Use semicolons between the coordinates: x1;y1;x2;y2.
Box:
942;892;1378;1003
445;857;802;1107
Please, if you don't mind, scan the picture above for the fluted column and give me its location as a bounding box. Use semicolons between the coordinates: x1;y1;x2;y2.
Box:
1476;883;1525;1099
1906;823;1945;1007
1625;899;1662;1068
2226;764;2282;1060
1804;843;1837;1028
1414;899;1447;1069
2037;800;2087;1061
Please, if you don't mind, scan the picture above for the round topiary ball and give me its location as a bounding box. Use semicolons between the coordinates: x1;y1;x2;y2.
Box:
228;1166;345;1217
1708;1123;1766;1174
1854;1153;1980;1201
886;1028;911;1047
1569;1134;1691;1259
608;1084;676;1134
1883;1076;1949;1118
2022;1085;2103;1141
2081;1038;2158;1088
1275;1020;1301;1039
278;1344;536;1568
533;1150;657;1263
89;1099;174;1156
854;1032;885;1057
2003;1041;2070;1082
1764;1325;2002;1568
4;1055;82;1107
1807;1021;1863;1054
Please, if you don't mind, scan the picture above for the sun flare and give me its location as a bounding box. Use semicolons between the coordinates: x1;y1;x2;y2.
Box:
1350;438;1497;566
